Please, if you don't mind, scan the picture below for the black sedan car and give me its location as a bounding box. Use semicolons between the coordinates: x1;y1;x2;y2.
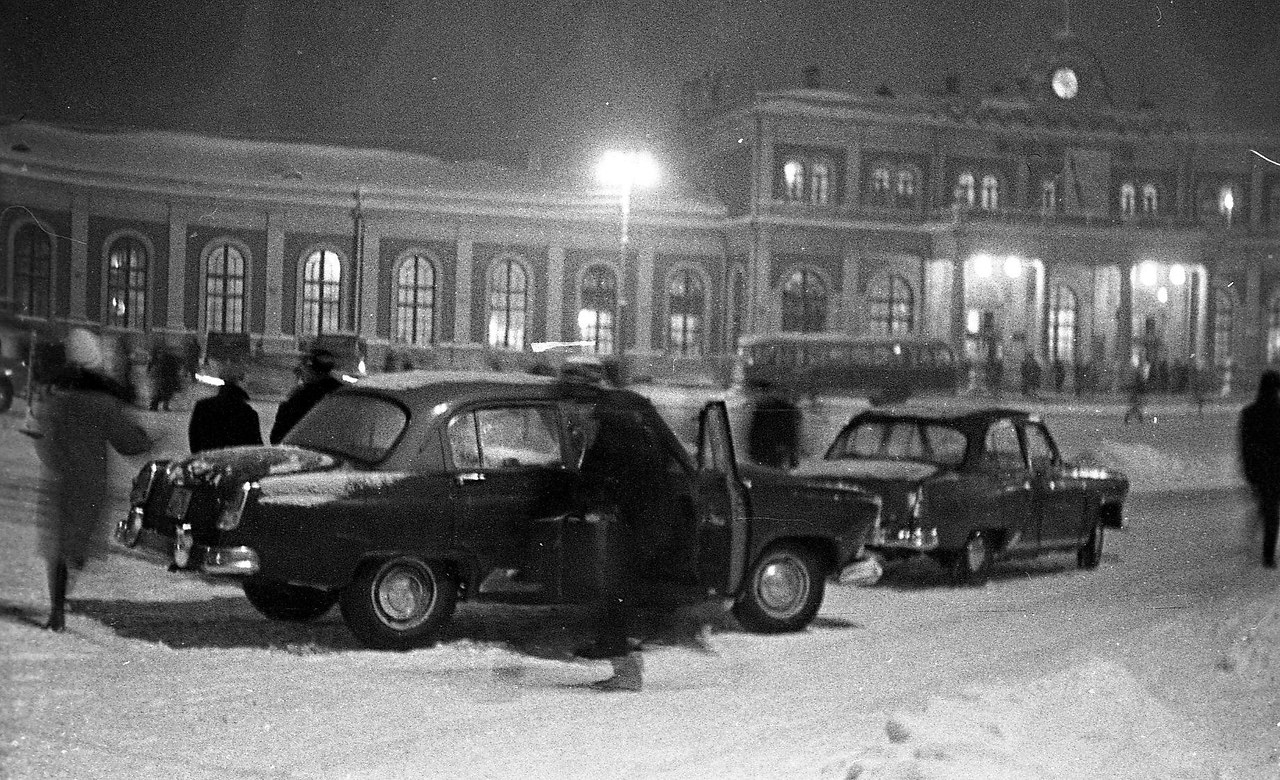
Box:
792;408;1129;584
118;371;880;649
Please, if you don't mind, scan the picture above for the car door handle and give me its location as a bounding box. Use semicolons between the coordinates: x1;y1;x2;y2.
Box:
455;472;485;485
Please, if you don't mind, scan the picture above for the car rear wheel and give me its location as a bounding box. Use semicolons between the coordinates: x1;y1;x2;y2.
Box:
1077;523;1104;569
951;532;992;586
243;578;338;622
732;542;825;633
340;556;458;650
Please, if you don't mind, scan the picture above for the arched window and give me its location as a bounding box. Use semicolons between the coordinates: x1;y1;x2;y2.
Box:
301;249;343;335
781;269;827;333
783;159;805;201
1141;183;1159;215
204;242;246;333
106;236;148;329
577;265;616;355
894;168;918;208
488;257;528;350
667;269;705;357
980;175;1000;210
1040;178;1058;212
1119;183;1136;216
1267;293;1280;364
870;164;892;205
809;161;830;205
13;223;51;318
866;273;914;337
394;254;437;346
1214;288;1234;365
1049;285;1078;362
954;172;975;207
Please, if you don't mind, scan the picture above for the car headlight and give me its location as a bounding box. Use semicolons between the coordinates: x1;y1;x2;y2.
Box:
217;481;258;531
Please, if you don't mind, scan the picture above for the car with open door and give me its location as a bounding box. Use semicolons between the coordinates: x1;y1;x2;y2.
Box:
792;408;1129;585
118;371;879;649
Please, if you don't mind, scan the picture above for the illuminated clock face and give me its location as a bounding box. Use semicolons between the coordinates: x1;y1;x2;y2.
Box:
1051;67;1079;100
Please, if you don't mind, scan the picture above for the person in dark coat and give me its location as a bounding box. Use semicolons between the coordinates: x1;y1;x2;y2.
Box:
1238;370;1280;568
189;362;263;453
269;349;342;444
33;328;153;631
148;345;185;411
1020;353;1042;398
746;383;802;469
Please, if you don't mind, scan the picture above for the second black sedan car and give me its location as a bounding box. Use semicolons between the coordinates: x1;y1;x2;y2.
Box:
792;408;1129;584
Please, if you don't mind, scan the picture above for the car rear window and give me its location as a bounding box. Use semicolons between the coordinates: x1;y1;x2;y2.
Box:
829;419;968;466
284;393;408;463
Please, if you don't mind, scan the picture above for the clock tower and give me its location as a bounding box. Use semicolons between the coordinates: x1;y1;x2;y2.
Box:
1019;20;1115;110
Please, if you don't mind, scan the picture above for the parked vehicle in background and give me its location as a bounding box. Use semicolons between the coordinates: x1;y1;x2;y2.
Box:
793;408;1129;585
118;371;880;649
738;333;961;400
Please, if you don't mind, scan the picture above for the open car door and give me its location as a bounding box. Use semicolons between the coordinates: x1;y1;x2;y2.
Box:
695;401;751;595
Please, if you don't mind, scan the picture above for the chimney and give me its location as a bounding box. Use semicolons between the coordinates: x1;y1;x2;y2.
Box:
802;65;821;89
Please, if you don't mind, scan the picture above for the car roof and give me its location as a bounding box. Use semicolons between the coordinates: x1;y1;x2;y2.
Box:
852;406;1036;432
341;369;649;410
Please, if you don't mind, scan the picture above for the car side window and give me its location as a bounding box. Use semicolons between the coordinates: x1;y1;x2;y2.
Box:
446;405;564;469
984;420;1026;471
1022;424;1058;472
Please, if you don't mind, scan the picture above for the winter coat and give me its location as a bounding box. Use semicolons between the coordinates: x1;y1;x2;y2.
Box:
1239;374;1280;492
747;395;802;469
34;371;151;563
149;349;185;401
188;382;263;453
269;375;343;444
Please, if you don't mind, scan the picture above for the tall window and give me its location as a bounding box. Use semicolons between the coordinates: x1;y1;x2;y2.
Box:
1040;178;1058;212
106;236;148;329
394;254;436;346
980;175;1000;210
13;223;51;317
204;243;246;332
1049;285;1078;362
301;249;343;335
781;269;827;333
894;168;918;208
1119;183;1136;216
782;159;805;201
1267;294;1280;364
1214;289;1234;365
866;273;914;336
1141;183;1159;215
668;269;705;357
871;164;892;205
577;265;616;355
954;172;976;207
809;161;831;205
488;258;529;350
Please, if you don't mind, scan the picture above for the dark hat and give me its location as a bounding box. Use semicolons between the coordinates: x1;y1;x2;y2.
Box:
306;348;337;372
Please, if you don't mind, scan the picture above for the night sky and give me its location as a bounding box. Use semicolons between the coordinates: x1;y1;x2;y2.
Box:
2;0;1277;170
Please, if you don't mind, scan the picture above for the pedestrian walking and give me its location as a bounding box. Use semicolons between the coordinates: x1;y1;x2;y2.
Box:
1052;358;1067;394
1123;366;1147;425
746;382;802;469
1238;370;1280;568
269;348;342;444
33;329;153;631
188;361;263;453
1020;353;1042;398
148;344;185;411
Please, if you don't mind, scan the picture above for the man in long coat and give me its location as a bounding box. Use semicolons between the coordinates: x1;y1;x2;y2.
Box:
189;362;263;453
1239;370;1280;568
269;349;342;444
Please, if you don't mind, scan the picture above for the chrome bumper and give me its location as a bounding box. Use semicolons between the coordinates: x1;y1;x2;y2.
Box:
870;525;940;551
116;511;260;576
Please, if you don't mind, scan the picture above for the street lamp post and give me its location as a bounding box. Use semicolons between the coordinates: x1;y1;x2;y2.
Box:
596;150;658;358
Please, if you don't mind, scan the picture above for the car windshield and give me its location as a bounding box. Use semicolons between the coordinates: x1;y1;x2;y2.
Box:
284;393;408;464
828;419;968;466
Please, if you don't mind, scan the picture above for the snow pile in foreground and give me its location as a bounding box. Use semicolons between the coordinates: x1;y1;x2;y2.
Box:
1219;597;1280;690
818;659;1211;780
1080;440;1240;495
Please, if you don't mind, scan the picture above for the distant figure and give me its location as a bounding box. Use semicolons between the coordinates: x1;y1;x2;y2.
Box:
1123;366;1147;425
1073;360;1091;398
1052;358;1067;394
33;329;153;631
747;383;802;469
182;335;203;382
1238;370;1280;568
269;349;342;444
189;361;263;453
1020;353;1042;398
148;345;185;412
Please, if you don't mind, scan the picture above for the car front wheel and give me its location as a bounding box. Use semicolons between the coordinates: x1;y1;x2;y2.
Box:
732;542;825;633
243;577;338;622
951;532;992;586
340;556;458;650
1077;523;1104;569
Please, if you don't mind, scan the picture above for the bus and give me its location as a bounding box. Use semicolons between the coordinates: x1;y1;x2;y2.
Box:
737;333;961;398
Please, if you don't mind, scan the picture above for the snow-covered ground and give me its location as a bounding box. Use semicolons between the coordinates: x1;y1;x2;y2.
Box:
2;387;1278;779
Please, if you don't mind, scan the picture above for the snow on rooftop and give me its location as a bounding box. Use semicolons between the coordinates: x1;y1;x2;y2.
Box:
352;369;554;393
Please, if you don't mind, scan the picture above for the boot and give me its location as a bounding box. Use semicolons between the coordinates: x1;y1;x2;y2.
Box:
590;651;643;692
45;560;68;632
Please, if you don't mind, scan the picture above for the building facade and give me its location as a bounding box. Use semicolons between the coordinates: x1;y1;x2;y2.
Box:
2;32;1278;389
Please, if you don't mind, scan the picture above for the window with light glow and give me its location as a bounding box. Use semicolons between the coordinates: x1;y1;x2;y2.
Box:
870;164;891;205
1217;183;1241;221
1141;183;1159;215
578;265;616;355
1040;179;1057;212
783;159;805;201
954;172;975;207
394;254;437;346
894;167;919;208
867;273;914;337
488;257;528;350
1049;285;1078;362
809;161;830;205
106;236;148;329
781;269;827;333
1268;293;1280;364
301;249;343;335
1214;288;1234;365
667;269;705;357
13;223;51;318
980;175;1000;210
204;242;246;333
1119;183;1136;216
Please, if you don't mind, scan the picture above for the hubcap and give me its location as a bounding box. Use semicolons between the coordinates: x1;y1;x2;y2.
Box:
376;565;434;628
756;556;809;618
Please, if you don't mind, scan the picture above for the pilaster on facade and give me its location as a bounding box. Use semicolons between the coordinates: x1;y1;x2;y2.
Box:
454;238;474;344
166;206;188;331
748;227;773;334
357;221;380;339
69;194;89;322
1250;165;1265;230
839;244;862;335
263;211;286;339
545;246;565;342
1245;262;1263;377
1116;262;1134;367
633;247;656;353
844;143;862;211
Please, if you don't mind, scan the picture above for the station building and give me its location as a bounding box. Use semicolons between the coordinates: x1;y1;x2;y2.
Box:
2;31;1278;390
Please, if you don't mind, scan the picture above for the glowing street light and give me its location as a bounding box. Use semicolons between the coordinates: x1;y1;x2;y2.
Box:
1169;264;1186;286
1139;261;1159;287
1003;256;1022;278
596;151;659;357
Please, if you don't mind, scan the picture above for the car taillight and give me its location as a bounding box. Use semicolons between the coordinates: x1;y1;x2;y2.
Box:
130;461;165;506
217;481;258;531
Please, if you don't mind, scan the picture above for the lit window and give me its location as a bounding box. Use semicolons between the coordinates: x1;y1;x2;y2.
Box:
955;172;975;207
980;175;1000;210
301;249;343;335
488;257;528;350
1218;184;1240;221
1049;285;1078;362
394;255;436;346
1141;183;1159;215
781;269;827;333
895;168;918;208
1119;183;1136;216
1269;293;1280;364
1215;288;1234;365
577;265;617;355
13;223;51;318
106;236;148;329
1040;179;1057;212
205;243;246;333
668;269;705;357
867;273;914;337
783;159;805;201
809;161;830;205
